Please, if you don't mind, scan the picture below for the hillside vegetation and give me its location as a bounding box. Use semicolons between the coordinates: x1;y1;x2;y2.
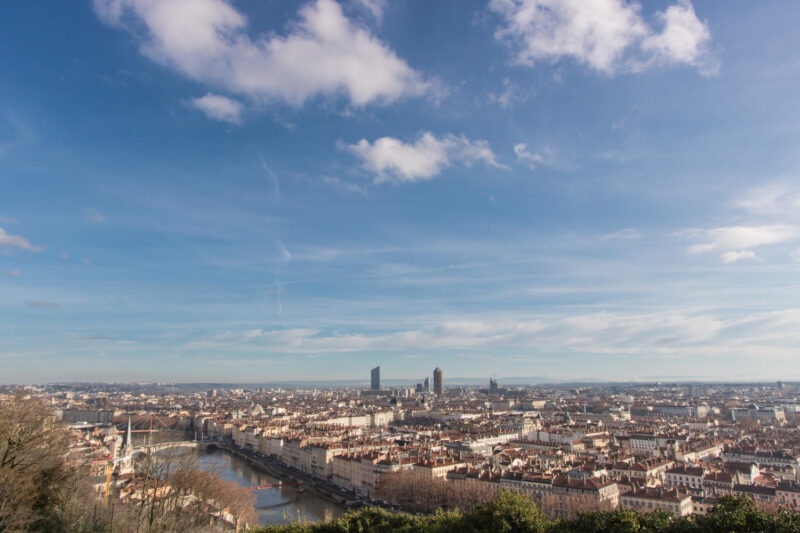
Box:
256;491;800;533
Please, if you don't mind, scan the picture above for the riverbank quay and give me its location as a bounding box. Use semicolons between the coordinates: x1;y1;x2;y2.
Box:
203;439;366;512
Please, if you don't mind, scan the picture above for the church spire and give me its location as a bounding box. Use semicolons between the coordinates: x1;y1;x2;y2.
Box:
124;417;133;459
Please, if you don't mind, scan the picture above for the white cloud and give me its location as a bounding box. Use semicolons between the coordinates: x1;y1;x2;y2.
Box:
513;143;552;170
489;0;715;75
640;0;716;74
686;225;799;263
92;0;428;110
0;227;44;252
347;133;447;183
188;93;243;123
687;225;798;254
720;250;760;264
490;0;647;73
346;132;506;184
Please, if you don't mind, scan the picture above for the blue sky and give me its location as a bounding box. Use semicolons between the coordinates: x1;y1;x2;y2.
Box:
2;0;800;384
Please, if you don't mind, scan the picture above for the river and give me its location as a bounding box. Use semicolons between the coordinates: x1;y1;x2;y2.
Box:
197;448;345;526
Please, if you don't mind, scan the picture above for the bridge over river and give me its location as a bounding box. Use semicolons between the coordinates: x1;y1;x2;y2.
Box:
132;440;199;456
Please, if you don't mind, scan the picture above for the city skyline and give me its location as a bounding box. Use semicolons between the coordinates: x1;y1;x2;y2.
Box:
14;375;800;526
3;0;800;383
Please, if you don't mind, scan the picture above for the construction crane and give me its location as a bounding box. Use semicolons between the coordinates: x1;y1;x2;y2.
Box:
104;462;114;505
103;454;131;505
115;413;173;450
115;414;167;434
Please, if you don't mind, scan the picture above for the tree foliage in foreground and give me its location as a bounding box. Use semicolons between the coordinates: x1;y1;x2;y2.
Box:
0;394;84;532
0;394;255;533
256;490;800;533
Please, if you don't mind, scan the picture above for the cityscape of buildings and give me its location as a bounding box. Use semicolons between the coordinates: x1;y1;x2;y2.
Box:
4;0;800;530
5;371;800;520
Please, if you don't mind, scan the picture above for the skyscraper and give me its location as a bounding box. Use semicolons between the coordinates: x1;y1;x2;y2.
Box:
424;377;430;393
371;366;380;391
433;367;443;396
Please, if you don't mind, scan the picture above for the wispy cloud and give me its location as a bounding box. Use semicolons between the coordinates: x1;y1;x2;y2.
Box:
488;78;532;108
513;143;553;170
275;240;292;264
0;112;36;155
25;300;59;309
258;155;281;207
273;239;293;318
321;176;368;196
0;227;45;252
720;250;760;264
602;228;641;241
85;209;107;223
183;309;800;360
354;0;387;22
681;181;800;263
735;181;800;218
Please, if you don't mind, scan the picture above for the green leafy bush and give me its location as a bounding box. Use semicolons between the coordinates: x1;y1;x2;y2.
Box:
254;492;800;533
